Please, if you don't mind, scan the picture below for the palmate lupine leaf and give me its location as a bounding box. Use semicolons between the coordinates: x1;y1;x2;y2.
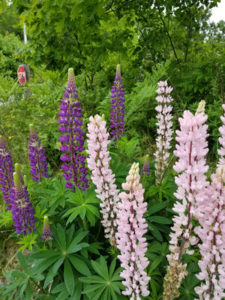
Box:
80;257;125;300
31;224;90;295
63;188;100;226
0;252;44;300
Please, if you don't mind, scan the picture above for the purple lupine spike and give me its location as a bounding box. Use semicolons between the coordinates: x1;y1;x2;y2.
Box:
29;124;50;182
141;154;150;176
58;68;89;191
41;216;53;242
110;64;125;140
0;136;14;206
10;167;36;234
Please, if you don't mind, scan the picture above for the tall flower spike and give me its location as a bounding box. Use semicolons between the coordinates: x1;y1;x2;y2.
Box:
58;68;89;191
163;108;209;300
29;124;49;182
10;166;36;234
41;216;53;242
194;103;225;299
0;136;14;206
218;104;225;167
110;64;125;140
116;163;150;300
155;81;173;185
86;115;119;245
194;166;225;300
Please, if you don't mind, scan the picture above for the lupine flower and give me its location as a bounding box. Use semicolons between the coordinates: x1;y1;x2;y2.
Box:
58;68;89;191
218;104;225;167
0;136;14;206
194;104;225;299
163;107;209;300
110;64;125;140
29;124;49;182
141;154;150;176
195;167;225;300
116;163;150;300
86;115;119;245
41;216;53;242
155;81;173;185
10;165;36;234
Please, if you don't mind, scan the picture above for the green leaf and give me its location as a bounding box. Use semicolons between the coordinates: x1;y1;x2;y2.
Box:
44;257;64;288
150;216;172;224
34;255;60;274
69;255;91;276
55;224;67;250
91;257;109;280
148;256;163;274
64;259;74;295
148;202;168;215
67;242;89;254
79;275;106;284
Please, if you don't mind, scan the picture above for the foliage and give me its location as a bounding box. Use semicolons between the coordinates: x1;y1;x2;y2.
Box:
1;1;225;299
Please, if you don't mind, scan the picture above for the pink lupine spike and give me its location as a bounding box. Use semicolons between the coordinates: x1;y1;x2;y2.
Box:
195;167;225;299
163;105;209;300
116;163;150;299
155;81;173;185
194;103;225;299
86;115;119;246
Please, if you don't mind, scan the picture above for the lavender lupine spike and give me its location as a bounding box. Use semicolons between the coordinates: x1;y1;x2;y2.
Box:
10;168;36;234
116;163;150;299
141;154;150;176
41;216;53;242
163;106;209;300
0;136;14;206
58;68;89;191
29;124;49;182
110;64;125;140
155;81;173;185
86;115;119;245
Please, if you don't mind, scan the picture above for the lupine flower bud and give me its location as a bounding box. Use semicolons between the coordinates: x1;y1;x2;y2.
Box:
196;100;206;115
0;136;14;205
110;64;125;140
58;68;89;191
10;166;36;234
155;81;173;185
141;154;150;176
86;115;119;245
116;163;150;300
163;108;209;300
29;124;49;182
41;216;53;242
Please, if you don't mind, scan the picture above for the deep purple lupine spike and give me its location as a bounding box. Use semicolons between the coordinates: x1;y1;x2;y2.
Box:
10;168;36;235
58;68;89;191
41;216;53;242
29;124;50;182
110;64;125;140
0;136;14;206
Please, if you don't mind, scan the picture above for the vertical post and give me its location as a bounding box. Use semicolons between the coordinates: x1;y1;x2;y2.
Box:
23;23;27;44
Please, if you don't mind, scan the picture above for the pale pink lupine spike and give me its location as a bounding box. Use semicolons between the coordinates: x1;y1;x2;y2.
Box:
86;115;119;246
116;163;150;299
155;80;173;185
163;108;209;300
193;103;225;299
218;104;225;167
195;166;225;299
